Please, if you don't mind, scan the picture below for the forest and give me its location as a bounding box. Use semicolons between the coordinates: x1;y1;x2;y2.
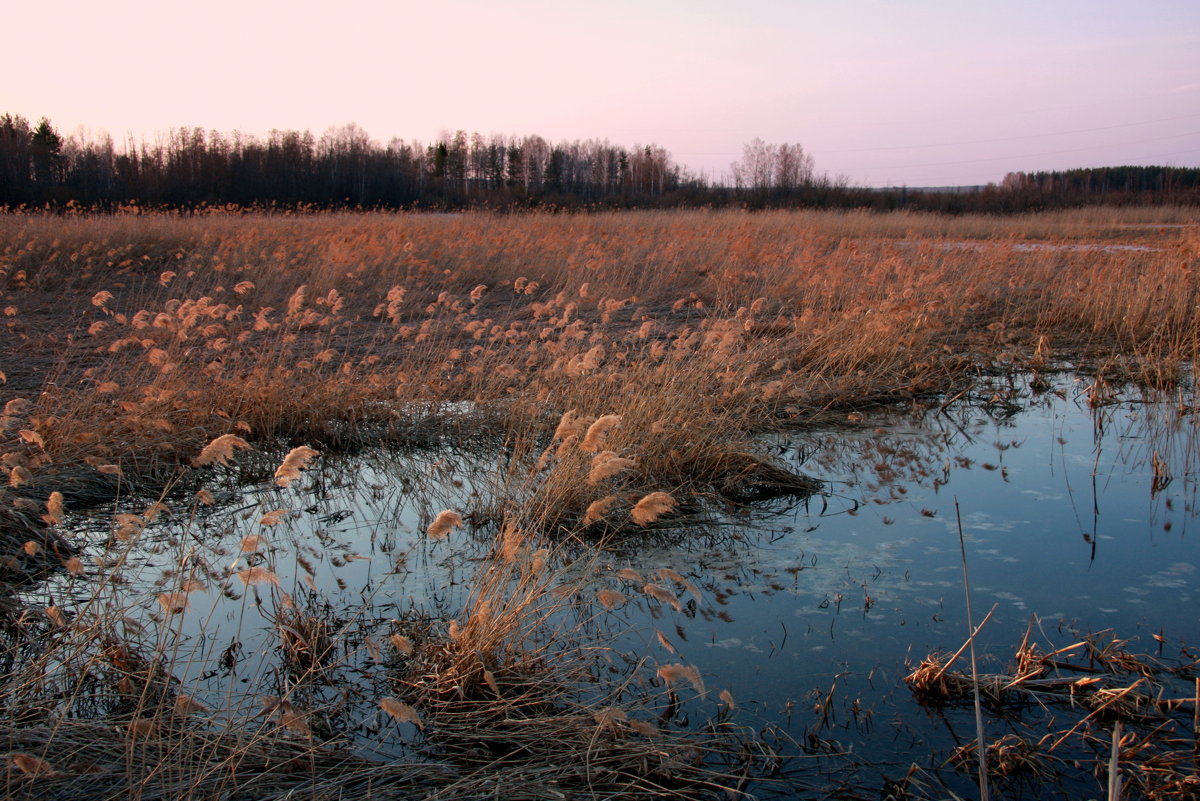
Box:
2;113;1199;212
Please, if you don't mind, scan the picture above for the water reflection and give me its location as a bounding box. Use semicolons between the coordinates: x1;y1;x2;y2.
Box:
29;372;1198;793
609;373;1198;790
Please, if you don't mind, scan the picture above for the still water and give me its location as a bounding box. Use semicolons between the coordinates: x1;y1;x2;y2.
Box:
64;372;1199;794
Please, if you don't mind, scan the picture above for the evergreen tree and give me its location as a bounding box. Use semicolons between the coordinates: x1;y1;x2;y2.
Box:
30;118;64;193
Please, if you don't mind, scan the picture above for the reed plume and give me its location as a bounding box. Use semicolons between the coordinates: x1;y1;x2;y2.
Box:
259;509;290;526
581;413;621;452
587;452;636;485
583;494;619;524
239;534;265;553
237;566;281;587
10;753;54;777
596;588;626;610
5;398;31;416
380;698;423;729
42;491;64;525
642;583;682;611
427;509;463;540
192;434;252;467
630;491;676;525
9;465;32;487
593;706;629;731
274;445;319;487
552;409;588;441
656;663;705;694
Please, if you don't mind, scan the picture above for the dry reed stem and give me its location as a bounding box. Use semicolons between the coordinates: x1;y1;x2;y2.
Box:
908;626;1200;797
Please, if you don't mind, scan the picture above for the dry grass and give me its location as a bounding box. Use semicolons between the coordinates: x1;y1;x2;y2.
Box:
1;208;1195;511
379;523;777;798
0;207;1197;798
905;627;1200;798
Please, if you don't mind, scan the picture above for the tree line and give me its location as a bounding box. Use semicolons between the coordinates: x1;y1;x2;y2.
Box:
1000;166;1200;206
2;114;1197;211
0;115;709;209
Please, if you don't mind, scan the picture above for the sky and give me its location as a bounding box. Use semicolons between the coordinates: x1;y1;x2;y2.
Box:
7;0;1200;187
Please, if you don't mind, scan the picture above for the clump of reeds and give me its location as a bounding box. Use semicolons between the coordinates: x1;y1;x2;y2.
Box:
906;626;1200;797
381;519;777;797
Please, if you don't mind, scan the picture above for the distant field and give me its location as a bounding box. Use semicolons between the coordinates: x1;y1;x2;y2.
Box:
2;207;1195;470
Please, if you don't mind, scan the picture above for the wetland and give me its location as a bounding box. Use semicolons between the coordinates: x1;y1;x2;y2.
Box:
1;208;1198;799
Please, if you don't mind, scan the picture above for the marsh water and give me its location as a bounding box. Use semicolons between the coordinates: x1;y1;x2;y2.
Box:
51;372;1200;795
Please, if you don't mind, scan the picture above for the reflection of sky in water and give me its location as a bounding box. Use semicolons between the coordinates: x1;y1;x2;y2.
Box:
44;375;1199;783
607;376;1199;778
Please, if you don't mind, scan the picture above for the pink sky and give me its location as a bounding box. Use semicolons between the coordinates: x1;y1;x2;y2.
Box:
8;0;1199;186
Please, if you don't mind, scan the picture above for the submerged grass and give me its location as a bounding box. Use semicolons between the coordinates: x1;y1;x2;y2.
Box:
0;207;1198;798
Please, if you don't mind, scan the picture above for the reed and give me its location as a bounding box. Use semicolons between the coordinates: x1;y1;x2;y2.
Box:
2;206;1194;519
906;627;1200;798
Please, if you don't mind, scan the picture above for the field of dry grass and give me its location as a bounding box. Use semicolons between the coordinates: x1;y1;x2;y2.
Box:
3;208;1195;497
0;207;1197;798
